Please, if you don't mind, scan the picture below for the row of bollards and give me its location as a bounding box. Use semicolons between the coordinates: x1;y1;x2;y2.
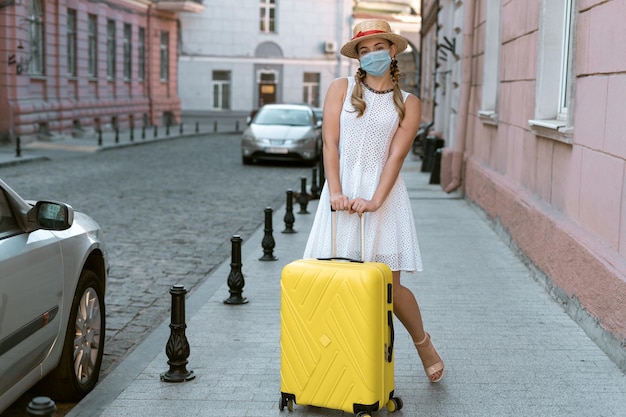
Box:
18;139;324;416
20;166;322;413
12;119;242;158
92;120;242;146
157;160;323;387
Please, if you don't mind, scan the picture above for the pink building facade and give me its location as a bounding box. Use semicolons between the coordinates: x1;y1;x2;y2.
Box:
0;0;204;142
421;0;626;370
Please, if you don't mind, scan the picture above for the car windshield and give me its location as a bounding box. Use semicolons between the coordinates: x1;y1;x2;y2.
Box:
254;108;311;126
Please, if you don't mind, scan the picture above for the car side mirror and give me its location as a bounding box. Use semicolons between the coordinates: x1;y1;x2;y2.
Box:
33;201;74;230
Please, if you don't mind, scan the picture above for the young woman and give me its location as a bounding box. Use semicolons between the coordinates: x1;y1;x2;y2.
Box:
303;19;444;383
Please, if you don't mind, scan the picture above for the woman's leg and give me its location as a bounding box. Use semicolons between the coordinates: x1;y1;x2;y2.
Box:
392;270;444;382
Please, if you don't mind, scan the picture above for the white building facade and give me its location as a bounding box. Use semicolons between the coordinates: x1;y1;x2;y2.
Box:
177;0;423;128
177;0;353;125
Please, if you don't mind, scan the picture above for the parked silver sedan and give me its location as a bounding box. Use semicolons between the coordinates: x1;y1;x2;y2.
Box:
0;178;108;413
241;103;322;165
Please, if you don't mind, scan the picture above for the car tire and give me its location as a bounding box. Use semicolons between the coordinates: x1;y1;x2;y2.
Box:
242;156;253;165
39;269;105;402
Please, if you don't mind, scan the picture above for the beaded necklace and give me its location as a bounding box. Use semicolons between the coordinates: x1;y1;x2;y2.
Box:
362;80;394;94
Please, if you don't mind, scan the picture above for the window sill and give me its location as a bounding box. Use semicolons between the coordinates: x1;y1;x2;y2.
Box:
528;119;573;144
478;110;498;126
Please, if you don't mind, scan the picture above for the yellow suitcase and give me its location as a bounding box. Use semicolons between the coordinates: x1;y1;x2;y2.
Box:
279;214;402;417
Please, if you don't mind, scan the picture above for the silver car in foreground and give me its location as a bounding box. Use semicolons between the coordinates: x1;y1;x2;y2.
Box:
241;103;322;165
0;179;108;413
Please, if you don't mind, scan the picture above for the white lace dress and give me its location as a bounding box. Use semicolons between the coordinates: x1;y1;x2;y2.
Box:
303;77;423;272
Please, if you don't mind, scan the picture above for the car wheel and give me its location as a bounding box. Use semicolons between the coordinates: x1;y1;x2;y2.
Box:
40;269;105;401
242;156;254;165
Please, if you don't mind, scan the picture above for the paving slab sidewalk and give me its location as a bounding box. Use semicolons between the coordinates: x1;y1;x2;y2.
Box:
62;156;626;417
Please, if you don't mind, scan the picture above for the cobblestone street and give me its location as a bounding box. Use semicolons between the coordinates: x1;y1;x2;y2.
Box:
0;133;311;416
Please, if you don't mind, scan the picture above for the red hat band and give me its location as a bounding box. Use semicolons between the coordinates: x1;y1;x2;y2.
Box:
352;29;387;41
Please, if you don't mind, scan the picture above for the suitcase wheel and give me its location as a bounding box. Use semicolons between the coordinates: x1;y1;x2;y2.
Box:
386;396;403;413
278;395;294;412
355;412;371;417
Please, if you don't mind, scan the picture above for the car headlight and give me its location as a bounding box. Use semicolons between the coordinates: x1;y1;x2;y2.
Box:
299;136;315;144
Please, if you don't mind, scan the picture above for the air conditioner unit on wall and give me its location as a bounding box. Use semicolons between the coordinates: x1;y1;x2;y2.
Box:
324;41;337;54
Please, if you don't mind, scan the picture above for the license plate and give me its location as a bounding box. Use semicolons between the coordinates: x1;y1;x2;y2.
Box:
266;147;288;154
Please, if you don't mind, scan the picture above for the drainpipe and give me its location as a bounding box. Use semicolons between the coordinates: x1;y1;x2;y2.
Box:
147;4;154;125
444;0;475;193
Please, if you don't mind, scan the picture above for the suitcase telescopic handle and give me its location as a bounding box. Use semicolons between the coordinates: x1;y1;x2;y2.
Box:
325;207;365;261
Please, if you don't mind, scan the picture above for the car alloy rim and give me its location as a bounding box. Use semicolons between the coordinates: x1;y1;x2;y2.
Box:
73;287;102;383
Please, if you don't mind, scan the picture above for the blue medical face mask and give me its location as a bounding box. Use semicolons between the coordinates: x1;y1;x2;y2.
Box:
359;50;392;77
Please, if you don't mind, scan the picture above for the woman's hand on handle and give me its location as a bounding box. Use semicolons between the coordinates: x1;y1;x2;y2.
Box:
348;197;379;216
330;193;351;211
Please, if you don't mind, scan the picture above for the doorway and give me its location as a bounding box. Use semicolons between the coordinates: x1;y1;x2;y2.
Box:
258;71;277;107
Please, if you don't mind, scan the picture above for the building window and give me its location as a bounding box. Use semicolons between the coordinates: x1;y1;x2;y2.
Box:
558;0;573;117
67;9;77;77
123;23;132;81
260;0;276;33
160;31;169;81
478;0;501;125
28;0;45;76
529;0;575;140
138;27;145;81
212;71;231;110
302;72;320;107
88;14;97;77
107;20;116;79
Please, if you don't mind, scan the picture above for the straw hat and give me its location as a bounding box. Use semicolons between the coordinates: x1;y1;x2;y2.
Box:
340;19;409;59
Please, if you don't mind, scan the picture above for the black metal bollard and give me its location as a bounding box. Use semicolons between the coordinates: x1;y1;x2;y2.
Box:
26;396;56;417
179;123;184;135
166;123;170;136
195;121;199;133
429;148;443;185
213;120;218;132
160;285;195;383
298;177;309;214
98;130;102;146
235;120;239;132
115;127;119;143
310;167;319;199
15;136;21;157
130;126;134;142
282;189;296;234
141;125;146;140
154;125;158;138
224;235;248;304
259;207;277;261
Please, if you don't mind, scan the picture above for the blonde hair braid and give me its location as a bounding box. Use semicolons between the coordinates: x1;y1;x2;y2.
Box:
350;67;368;117
390;57;406;123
